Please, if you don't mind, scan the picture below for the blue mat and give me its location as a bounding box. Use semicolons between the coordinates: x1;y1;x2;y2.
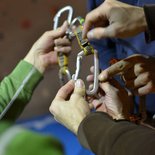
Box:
17;114;95;155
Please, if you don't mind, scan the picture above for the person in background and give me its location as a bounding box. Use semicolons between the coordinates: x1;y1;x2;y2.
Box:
0;21;71;155
82;0;155;124
83;1;155;42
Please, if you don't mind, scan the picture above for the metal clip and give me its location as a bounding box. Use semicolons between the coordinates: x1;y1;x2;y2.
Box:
53;6;73;85
73;50;99;96
71;17;99;95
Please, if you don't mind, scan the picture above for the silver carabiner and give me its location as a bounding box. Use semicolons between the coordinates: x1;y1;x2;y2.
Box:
53;6;73;85
53;6;73;30
73;50;99;96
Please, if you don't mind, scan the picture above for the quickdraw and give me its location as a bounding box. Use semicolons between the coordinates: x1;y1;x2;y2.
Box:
53;7;99;95
53;6;73;86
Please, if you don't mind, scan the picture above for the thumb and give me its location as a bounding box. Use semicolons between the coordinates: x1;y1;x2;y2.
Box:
99;60;132;82
74;79;86;96
71;79;86;100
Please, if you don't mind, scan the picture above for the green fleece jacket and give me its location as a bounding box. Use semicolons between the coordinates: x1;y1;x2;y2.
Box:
0;60;63;155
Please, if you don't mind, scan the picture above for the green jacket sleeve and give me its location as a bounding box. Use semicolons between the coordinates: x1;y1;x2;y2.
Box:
78;112;155;155
0;122;63;155
0;60;43;121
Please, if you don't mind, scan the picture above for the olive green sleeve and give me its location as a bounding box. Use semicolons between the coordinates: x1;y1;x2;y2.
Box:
0;60;43;121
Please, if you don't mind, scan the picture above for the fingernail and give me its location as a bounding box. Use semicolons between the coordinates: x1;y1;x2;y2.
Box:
54;46;58;50
75;79;84;88
98;74;104;81
87;31;94;39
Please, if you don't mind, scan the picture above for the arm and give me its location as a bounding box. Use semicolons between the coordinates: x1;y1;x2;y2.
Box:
0;61;42;121
78;112;155;155
0;21;71;121
50;78;155;155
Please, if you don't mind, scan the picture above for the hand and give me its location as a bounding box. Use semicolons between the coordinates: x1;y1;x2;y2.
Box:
99;54;155;95
49;79;90;135
83;0;146;39
87;67;131;120
24;21;70;74
54;36;71;56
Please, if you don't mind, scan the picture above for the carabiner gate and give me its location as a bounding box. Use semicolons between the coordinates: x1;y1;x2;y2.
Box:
53;6;73;85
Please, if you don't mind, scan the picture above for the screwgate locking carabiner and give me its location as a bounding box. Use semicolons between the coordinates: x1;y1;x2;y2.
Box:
53;6;73;86
71;17;99;96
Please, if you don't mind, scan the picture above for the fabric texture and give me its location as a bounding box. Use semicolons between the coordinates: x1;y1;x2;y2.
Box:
78;112;155;155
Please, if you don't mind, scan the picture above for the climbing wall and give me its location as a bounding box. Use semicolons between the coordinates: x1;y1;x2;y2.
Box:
0;0;89;119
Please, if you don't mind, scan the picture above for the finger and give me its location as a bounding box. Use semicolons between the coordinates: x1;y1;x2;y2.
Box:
123;63;145;81
55;80;74;100
88;103;94;110
99;82;112;94
126;73;150;89
88;84;93;91
86;74;94;83
54;46;71;54
90;66;94;74
54;38;71;46
136;82;154;96
83;7;107;39
71;79;86;100
92;99;103;109
99;60;133;82
92;99;107;112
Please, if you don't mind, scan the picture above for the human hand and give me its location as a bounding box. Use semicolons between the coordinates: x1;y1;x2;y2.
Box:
83;0;146;39
99;54;155;96
24;21;70;74
54;36;71;56
87;67;131;120
49;79;90;135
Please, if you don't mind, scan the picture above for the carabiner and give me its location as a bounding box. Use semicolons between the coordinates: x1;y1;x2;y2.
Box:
53;6;73;30
53;6;73;85
71;17;99;95
73;50;99;96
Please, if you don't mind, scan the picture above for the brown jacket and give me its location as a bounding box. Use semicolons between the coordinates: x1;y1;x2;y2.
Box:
78;112;155;155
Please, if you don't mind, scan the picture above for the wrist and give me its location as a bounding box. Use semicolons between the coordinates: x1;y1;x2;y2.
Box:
24;53;45;74
73;114;89;135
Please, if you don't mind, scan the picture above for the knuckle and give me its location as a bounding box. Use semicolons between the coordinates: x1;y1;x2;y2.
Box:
135;64;144;74
148;81;154;90
85;13;91;21
43;31;50;37
115;61;126;71
144;72;151;81
49;101;59;114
